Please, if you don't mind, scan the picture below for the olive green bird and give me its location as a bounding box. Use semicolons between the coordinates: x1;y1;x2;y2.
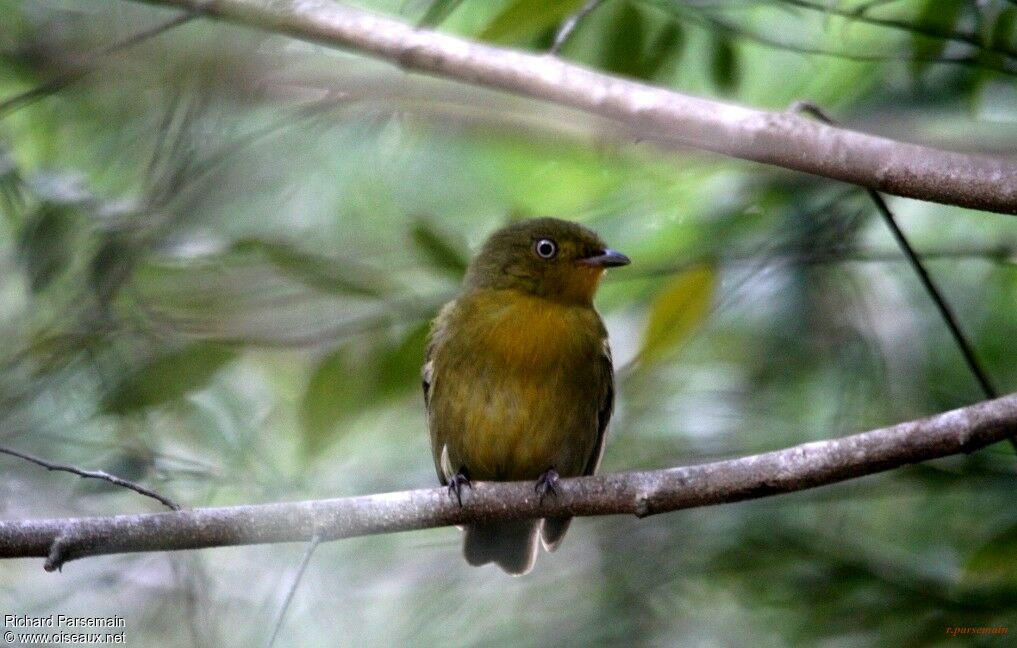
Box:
423;217;629;575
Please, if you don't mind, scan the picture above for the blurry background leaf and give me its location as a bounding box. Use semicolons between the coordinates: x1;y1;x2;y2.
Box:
89;232;138;307
597;2;684;80
102;343;237;415
641;19;685;80
299;345;370;456
965;521;1017;586
376;322;430;398
0;147;25;224
991;8;1016;50
233;238;391;297
410;218;469;277
418;0;466;27
16;203;76;292
709;33;738;93
300;323;430;456
638;265;715;364
909;0;966;80
600;2;647;78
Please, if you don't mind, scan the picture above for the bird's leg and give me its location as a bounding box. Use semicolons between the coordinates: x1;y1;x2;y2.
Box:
535;467;560;504
447;466;472;506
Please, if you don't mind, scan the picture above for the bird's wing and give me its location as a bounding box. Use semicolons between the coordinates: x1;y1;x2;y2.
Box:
423;331;445;485
583;336;614;477
541;331;615;551
423;302;454;485
422;343;432;407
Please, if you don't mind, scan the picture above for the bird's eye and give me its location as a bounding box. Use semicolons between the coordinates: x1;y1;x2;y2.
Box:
534;238;558;259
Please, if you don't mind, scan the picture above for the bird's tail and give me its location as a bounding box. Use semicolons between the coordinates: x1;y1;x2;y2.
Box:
463;521;540;575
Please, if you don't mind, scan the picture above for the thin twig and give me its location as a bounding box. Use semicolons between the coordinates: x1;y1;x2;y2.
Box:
615;244;1017;282
550;0;607;55
685;10;1017;77
265;534;321;648
0;12;196;119
775;0;1017;63
0;446;180;511
792;102;1013;454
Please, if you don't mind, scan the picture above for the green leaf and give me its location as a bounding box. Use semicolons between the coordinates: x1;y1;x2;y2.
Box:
410;218;469;276
601;2;647;78
597;3;684;80
965;522;1017;586
910;0;966;80
299;323;432;456
709;34;738;93
299;346;369;456
102;343;237;415
16;203;75;292
480;0;585;45
0;149;24;226
90;233;137;307
639;265;715;363
641;20;685;80
234;239;389;297
376;323;431;397
419;0;466;27
991;8;1016;50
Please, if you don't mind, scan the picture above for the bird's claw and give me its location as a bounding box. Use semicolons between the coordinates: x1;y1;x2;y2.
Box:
535;468;560;504
447;468;472;507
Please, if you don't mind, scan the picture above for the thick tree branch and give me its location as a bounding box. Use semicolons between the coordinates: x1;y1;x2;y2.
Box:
126;0;1017;214
2;393;1016;571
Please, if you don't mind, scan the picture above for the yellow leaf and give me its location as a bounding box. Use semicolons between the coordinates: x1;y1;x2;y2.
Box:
639;265;715;364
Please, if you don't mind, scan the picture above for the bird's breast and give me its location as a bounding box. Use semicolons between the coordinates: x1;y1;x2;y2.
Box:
429;290;604;480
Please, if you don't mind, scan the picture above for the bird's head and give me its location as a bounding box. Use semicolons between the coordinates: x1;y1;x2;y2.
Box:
464;217;630;305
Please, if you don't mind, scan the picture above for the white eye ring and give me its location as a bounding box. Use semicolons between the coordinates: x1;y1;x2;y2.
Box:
534;238;557;259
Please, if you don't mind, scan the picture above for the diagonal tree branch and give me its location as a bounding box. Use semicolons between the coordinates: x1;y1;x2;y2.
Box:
125;0;1017;214
2;392;1016;571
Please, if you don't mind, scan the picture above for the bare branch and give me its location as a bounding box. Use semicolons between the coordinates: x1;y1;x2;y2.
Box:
124;0;1017;214
2;392;1016;570
0;446;180;511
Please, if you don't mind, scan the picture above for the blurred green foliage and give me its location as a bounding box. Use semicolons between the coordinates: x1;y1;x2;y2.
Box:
1;0;1016;646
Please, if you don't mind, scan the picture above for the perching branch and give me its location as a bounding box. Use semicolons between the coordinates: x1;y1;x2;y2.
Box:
126;0;1017;214
0;446;180;511
2;392;1016;571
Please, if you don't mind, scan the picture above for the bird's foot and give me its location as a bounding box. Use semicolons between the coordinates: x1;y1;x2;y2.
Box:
535;467;560;504
447;467;472;507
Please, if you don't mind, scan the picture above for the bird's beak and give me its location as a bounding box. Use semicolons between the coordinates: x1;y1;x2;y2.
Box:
580;249;631;268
